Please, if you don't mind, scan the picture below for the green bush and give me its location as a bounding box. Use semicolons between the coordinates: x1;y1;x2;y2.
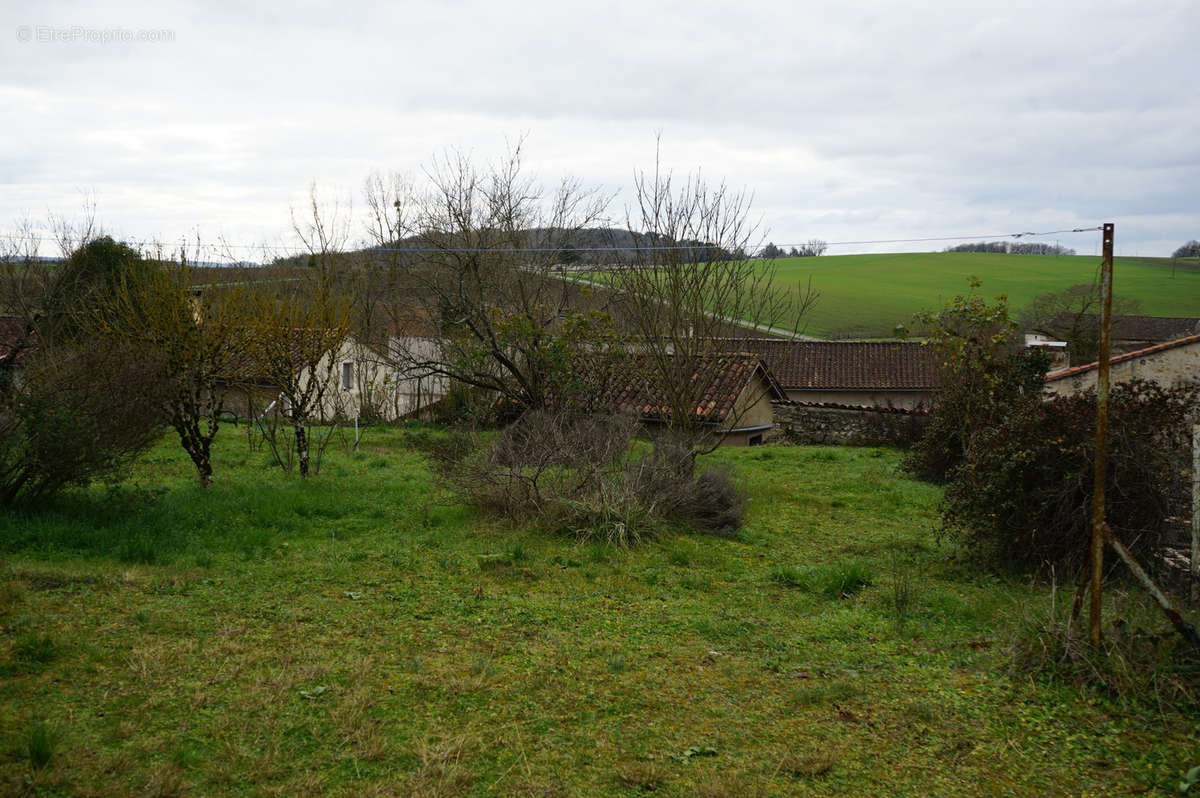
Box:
943;379;1198;571
904;279;1049;483
0;344;163;505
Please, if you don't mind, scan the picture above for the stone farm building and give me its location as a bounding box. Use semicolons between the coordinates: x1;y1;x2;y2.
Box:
596;353;788;446
718;339;938;409
1044;333;1200;396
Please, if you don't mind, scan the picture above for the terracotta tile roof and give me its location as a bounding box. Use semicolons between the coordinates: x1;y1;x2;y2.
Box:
787;400;932;415
221;328;348;386
1050;313;1200;342
597;354;787;424
1045;332;1200;383
717;339;939;391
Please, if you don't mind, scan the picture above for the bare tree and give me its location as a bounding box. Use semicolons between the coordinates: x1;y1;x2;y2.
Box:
798;238;827;257
1019;283;1141;365
291;182;353;267
48;193;98;259
607;150;817;454
243;194;363;473
379;141;614;413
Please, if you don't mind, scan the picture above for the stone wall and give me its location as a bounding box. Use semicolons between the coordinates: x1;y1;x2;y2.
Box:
772;402;929;447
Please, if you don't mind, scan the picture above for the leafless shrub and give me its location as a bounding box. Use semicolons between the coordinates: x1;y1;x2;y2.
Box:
427;410;747;542
628;448;745;537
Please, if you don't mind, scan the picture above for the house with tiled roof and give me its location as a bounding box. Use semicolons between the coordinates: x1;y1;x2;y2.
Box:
217;329;399;422
590;353;788;446
1046;313;1200;354
716;339;938;409
1044;333;1200;396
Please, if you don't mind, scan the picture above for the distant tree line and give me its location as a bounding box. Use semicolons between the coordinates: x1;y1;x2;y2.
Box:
271;227;754;270
944;241;1076;256
759;239;827;259
1173;240;1200;259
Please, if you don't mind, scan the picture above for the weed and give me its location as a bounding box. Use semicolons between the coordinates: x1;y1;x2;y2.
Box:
14;633;58;666
817;562;872;600
614;761;667;792
904;699;938;726
405;734;475;797
1180;765;1200;794
469;654;496;680
697;773;767;797
770;566;806;589
789;682;859;708
606;653;628;674
0;580;23;610
779;750;837;778
890;547;916;631
770;563;871;599
1010;588;1200;708
26;722;57;770
667;549;690;567
477;553;510;573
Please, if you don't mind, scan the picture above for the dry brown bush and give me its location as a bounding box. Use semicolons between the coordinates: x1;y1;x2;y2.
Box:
424;410;747;543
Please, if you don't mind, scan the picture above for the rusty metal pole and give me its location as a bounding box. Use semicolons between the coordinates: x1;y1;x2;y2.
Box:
1089;222;1114;647
1193;424;1200;602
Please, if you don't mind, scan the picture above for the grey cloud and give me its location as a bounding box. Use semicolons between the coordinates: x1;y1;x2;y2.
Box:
0;0;1197;255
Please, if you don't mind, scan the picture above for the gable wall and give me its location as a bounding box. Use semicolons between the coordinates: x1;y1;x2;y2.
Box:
1045;339;1200;396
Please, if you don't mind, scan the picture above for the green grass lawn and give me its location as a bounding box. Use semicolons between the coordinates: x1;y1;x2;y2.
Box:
1;429;1197;795
766;252;1200;337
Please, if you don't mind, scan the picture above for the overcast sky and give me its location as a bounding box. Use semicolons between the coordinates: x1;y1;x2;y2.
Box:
3;0;1198;259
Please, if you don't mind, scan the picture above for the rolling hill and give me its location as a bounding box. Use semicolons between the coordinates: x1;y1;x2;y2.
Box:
765;252;1200;338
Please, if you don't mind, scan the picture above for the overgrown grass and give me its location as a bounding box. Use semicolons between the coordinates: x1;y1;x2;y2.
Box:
0;429;1197;795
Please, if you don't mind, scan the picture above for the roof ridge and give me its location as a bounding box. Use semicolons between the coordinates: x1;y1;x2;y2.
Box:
1045;332;1200;382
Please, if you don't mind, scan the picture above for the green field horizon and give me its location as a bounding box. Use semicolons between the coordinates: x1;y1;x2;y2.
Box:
763;252;1200;338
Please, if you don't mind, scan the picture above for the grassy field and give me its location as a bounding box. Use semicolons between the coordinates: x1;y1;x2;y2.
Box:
765;252;1200;338
1;429;1197;796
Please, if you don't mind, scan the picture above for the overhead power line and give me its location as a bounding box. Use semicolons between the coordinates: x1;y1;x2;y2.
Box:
0;225;1105;260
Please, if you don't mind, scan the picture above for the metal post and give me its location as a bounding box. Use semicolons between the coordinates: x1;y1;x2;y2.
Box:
1089;222;1114;646
1193;424;1200;602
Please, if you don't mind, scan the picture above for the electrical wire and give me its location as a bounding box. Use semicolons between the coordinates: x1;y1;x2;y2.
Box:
0;226;1106;261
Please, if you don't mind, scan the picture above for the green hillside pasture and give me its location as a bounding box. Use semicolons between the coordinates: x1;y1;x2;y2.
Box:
766;252;1200;338
0;430;1197;795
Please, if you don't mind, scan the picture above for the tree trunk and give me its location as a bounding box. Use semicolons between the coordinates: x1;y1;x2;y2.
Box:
188;445;213;488
295;422;309;477
174;414;216;488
